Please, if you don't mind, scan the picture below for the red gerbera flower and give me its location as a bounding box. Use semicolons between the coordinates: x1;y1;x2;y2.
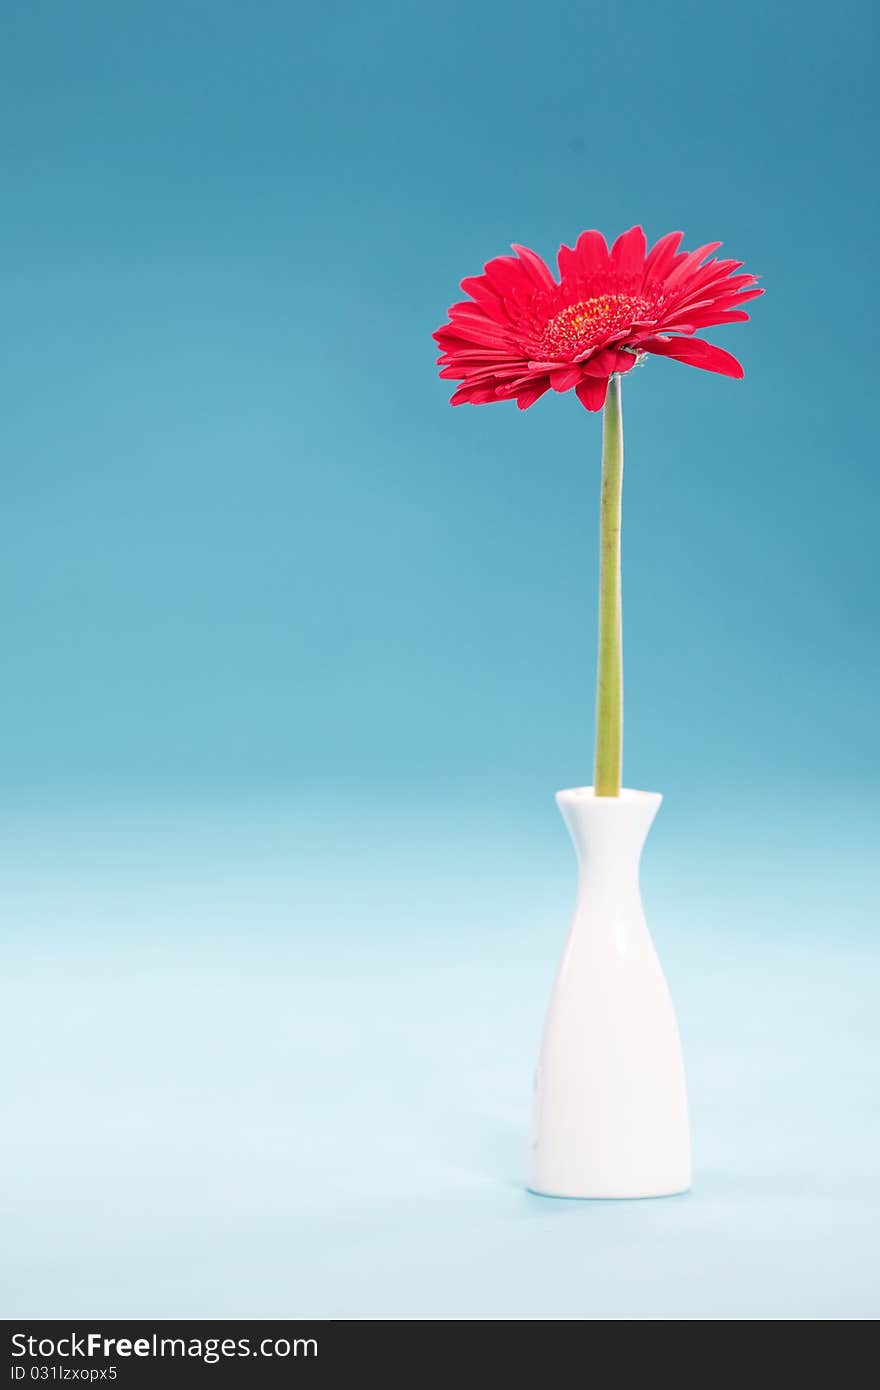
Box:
433;226;762;411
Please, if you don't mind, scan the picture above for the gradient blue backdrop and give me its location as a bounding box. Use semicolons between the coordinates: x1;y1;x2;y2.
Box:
2;0;878;1319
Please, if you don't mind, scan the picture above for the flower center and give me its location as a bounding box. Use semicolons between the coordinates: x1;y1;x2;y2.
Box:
539;293;653;359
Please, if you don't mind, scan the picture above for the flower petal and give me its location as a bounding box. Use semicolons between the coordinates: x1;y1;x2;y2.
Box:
639;335;744;378
443;307;515;349
557;241;579;281
514;380;551;410
575;377;609;411
644;230;684;281
459;276;511;324
580;347;637;376
481;254;534;298
450;382;505;405
549;366;583;392
574;229;609;276
720;287;764;308
678;309;751;329
511;243;557;290
609;225;647;282
661;242;723;293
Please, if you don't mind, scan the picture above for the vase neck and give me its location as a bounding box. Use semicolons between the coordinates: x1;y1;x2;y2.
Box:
556;787;661;882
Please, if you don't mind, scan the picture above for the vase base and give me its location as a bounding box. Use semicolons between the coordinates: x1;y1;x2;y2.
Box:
527;1183;690;1202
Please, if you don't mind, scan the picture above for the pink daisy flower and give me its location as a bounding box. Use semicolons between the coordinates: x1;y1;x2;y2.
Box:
433;226;762;411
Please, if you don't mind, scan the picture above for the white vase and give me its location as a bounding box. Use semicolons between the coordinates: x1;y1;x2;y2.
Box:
528;787;690;1199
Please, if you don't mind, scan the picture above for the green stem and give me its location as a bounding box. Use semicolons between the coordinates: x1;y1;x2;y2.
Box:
594;374;623;797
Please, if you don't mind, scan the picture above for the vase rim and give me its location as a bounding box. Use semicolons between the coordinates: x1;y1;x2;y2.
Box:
556;786;662;807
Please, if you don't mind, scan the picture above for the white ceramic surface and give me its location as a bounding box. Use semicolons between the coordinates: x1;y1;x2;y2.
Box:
528;787;690;1199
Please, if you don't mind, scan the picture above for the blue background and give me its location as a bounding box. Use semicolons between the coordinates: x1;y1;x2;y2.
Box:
2;0;878;1318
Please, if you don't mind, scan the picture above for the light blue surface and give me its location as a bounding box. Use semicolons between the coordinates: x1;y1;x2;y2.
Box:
2;791;879;1319
2;0;879;1319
